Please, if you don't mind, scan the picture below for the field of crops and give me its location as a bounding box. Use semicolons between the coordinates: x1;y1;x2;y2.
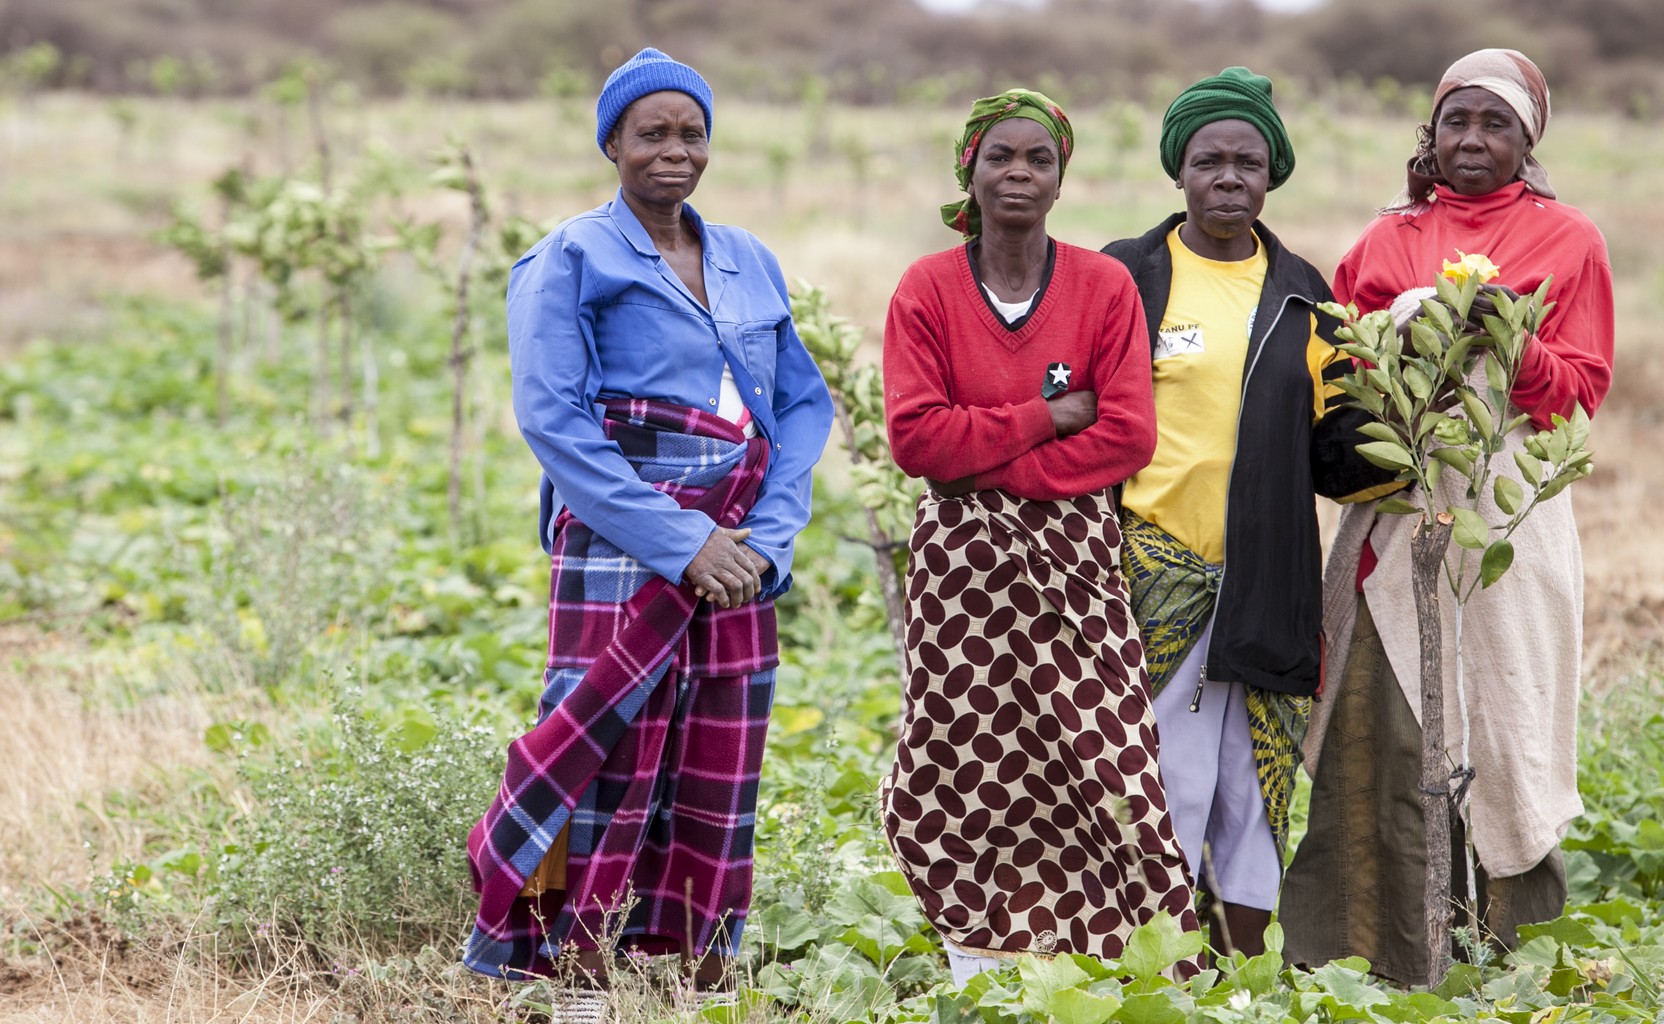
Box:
1;90;1662;1022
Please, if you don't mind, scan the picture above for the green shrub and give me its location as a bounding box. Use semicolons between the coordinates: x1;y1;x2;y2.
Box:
186;455;395;691
215;692;503;954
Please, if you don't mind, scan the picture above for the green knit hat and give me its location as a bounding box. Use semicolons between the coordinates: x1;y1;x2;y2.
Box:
1159;67;1295;190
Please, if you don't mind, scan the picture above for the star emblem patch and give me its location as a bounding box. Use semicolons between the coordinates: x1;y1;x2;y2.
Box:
1041;362;1071;398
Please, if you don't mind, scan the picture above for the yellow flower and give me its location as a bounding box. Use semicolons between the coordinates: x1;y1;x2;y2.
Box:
1441;250;1500;287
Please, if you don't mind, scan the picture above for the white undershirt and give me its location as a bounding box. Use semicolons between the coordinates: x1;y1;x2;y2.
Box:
983;283;1037;324
717;364;758;436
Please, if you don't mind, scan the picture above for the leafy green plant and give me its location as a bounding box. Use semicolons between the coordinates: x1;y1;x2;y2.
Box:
1325;260;1595;985
186;455;393;691
791;281;920;671
213;690;503;954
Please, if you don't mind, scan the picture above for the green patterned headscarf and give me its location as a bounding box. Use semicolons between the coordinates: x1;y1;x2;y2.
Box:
1159;67;1295;190
941;88;1074;237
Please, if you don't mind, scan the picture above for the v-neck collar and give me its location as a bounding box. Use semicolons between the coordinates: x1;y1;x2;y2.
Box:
960;238;1060;349
607;188;738;314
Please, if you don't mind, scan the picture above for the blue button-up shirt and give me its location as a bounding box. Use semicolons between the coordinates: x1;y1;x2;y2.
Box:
507;190;833;597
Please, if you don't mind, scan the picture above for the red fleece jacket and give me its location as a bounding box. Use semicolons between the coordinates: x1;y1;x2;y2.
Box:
1334;181;1614;429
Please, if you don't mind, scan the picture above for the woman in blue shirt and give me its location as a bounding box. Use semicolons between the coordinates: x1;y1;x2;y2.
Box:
464;48;833;989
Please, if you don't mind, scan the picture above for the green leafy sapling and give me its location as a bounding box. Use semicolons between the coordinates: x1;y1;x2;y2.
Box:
1323;251;1594;987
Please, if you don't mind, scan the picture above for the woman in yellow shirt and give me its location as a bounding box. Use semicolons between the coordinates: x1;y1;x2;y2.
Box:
1101;67;1395;960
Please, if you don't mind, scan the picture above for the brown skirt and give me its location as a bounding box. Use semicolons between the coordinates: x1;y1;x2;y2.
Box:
880;489;1198;961
1279;597;1566;985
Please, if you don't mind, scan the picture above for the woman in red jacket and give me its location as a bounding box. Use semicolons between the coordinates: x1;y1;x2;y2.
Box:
879;89;1196;987
1280;48;1614;984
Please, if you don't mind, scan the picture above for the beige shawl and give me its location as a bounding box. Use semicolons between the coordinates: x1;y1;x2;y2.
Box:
1306;423;1583;878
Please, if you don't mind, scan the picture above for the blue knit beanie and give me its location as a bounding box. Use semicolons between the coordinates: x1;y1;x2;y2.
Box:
594;48;714;157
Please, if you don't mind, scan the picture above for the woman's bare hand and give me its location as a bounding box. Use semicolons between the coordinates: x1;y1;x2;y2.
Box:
1047;390;1097;437
685;527;763;608
1466;283;1523;330
926;475;977;498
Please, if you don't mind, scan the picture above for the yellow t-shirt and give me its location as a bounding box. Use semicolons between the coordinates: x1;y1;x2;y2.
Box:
1122;227;1266;564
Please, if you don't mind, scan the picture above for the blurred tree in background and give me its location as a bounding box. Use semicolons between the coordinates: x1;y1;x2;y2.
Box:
1;0;1660;114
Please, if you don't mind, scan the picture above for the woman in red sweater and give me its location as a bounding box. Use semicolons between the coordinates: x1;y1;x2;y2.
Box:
879;89;1195;987
1280;49;1615;983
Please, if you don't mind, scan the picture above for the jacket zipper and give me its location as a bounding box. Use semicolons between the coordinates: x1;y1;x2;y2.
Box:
1194;291;1302;712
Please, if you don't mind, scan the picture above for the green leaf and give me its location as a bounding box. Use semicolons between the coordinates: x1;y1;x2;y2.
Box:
1547;425;1570;464
203;720;267;754
1577;899;1645;926
1356;441;1415;472
1050;987;1122;1024
1308;961;1392;1014
1537;470;1577;503
870;870;914;898
1018;954;1089;1016
1493;475;1523;516
158;849;203;876
1431;445;1475;477
1376;992;1463;1022
1444;336;1474;380
1433;962;1485;999
204;722;237;754
1112;992;1188;1024
753;901;819;953
1458;389;1495;439
1484;351;1508;394
1568;402;1591;450
1435;274;1464;317
1480;539;1514;588
1356;422;1403;444
1433;416;1471;445
1458;271;1482;319
1416;410;1454;443
932;989;992;1024
1517;914;1599;947
1377;497;1421;516
1451;507;1490;549
1419;297;1455;337
387;705;438;754
1388;379;1415;425
1117;912;1205;982
1408;321;1443;359
1513;452;1544;490
1403;364;1434;400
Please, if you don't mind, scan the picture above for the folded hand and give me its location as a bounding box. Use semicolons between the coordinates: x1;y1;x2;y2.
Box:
685;527;766;608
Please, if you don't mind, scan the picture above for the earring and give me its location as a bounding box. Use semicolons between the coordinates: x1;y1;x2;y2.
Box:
1174;179;1183;189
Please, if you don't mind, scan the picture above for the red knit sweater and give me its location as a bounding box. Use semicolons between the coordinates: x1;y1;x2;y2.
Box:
1335;182;1614;429
883;240;1156;499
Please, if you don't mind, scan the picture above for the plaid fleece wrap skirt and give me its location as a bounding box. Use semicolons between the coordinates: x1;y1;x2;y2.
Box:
464;399;776;979
881;488;1199;963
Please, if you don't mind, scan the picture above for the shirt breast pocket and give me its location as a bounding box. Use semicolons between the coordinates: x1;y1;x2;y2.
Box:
740;324;779;397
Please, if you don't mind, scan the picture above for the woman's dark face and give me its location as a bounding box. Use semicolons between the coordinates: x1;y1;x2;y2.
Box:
1178;119;1269;245
969;117;1060;233
1434;86;1531;197
605;90;708;210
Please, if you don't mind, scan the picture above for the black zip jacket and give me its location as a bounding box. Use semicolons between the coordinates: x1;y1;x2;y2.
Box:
1102;214;1395;697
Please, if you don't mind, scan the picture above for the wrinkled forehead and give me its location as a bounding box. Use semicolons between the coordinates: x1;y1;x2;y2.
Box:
1434;77;1543;143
